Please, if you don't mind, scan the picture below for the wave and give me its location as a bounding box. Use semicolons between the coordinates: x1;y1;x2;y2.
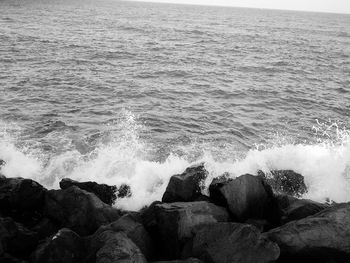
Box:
0;112;350;211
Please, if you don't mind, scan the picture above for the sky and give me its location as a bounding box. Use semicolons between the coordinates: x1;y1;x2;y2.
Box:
131;0;350;14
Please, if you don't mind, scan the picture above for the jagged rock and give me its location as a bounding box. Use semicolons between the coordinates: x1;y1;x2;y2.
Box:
276;194;329;224
258;170;307;198
0;217;38;259
59;178;117;205
152;258;203;263
151;201;230;259
0;177;46;226
87;230;147;263
31;228;85;263
92;214;155;260
264;202;350;262
209;174;278;223
30;217;59;240
116;183;132;198
185;223;280;263
162;164;208;203
0;253;28;263
45;186;120;236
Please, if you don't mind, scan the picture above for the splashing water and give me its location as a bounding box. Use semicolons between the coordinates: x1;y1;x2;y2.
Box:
0;113;350;210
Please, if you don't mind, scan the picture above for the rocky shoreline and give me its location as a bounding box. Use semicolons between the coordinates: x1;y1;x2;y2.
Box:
0;162;349;263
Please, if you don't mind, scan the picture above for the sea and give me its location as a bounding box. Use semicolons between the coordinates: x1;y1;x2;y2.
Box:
0;0;349;210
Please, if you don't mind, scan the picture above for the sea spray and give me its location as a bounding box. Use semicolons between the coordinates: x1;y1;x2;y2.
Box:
0;114;350;210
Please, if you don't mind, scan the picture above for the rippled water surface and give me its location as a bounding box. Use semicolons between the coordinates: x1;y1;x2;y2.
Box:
0;0;350;209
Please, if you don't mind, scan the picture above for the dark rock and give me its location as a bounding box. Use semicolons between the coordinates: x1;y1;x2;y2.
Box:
30;217;59;240
264;202;350;262
276;194;329;224
186;223;280;263
31;228;85;263
0;217;38;259
162;164;208;203
258;170;307;198
245;218;271;232
117;183;132;198
45;186;120;236
59;178;117;205
0;253;28;263
87;230;147;263
92;214;155;260
152;258;203;263
152;201;230;259
0;177;46;226
209;174;278;223
0;160;5;167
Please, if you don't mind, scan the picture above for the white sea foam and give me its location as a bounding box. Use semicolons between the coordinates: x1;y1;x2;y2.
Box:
0;114;349;211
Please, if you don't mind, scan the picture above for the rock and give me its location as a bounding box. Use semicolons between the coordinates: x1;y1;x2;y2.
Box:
59;178;117;205
264;202;350;262
30;217;59;240
0;253;28;263
116;183;132;199
244;219;271;232
276;194;329;224
152;258;203;263
0;160;5;167
209;174;278;223
0;177;46;226
87;230;147;263
186;223;280;263
152;201;230;259
0;217;38;259
162;164;208;203
45;186;120;236
31;228;85;263
92;214;155;260
258;170;307;198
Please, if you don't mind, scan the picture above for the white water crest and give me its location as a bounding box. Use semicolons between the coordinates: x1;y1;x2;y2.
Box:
0;114;350;211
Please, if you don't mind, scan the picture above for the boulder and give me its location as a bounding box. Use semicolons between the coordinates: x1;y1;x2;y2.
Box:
0;253;28;263
30;217;59;240
87;230;147;263
0;217;38;259
31;228;85;263
0;177;46;226
185;223;280;263
276;194;329;224
92;214;155;259
59;178;118;205
162;164;208;203
152;201;230;259
264;202;350;262
152;258;203;263
258;170;307;198
45;186;120;235
209;174;278;223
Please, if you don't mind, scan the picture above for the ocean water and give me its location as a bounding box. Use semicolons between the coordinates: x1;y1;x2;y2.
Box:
0;0;350;210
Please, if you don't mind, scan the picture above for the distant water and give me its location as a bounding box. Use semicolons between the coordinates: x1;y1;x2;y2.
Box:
1;0;350;210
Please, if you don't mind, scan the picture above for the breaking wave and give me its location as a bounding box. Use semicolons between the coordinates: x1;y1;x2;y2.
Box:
0;111;350;211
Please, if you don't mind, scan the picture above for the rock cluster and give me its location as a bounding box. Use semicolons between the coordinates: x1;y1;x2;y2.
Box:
0;162;348;263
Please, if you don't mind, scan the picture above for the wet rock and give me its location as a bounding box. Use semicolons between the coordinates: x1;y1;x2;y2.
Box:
31;228;85;263
152;201;230;259
92;214;155;260
117;183;132;198
162;164;208;203
0;253;28;263
87;230;147;263
258;170;307;198
30;217;59;240
0;177;46;226
209;174;278;223
152;258;203;263
264;202;350;262
0;217;38;259
59;178;117;205
0;160;5;167
45;186;120;236
185;222;279;263
276;194;329;224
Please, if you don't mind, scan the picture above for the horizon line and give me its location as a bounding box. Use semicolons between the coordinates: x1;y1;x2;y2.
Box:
124;0;350;15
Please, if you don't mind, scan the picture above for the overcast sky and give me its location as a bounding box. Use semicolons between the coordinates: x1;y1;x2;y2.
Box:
132;0;350;14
